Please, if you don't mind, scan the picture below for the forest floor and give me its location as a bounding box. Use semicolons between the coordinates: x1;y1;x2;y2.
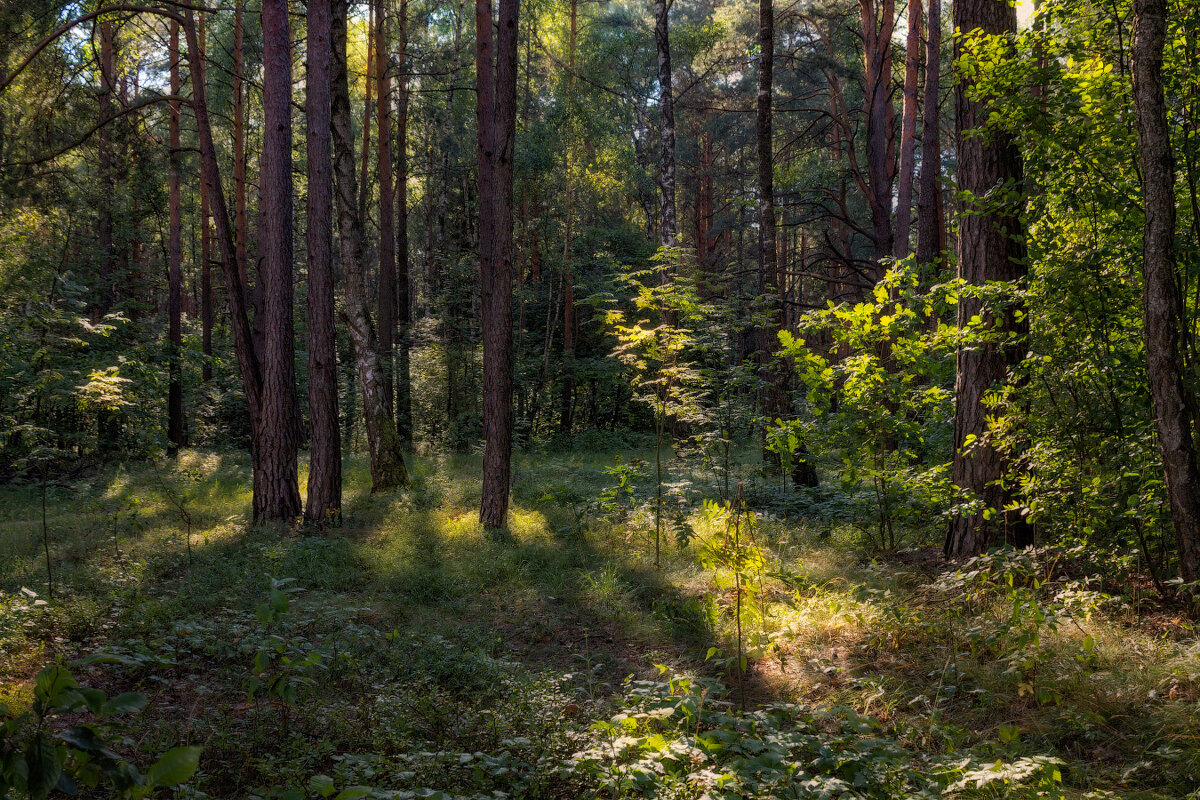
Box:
1;449;1198;799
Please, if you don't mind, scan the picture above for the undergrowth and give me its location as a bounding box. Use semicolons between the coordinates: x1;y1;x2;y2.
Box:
0;450;1197;798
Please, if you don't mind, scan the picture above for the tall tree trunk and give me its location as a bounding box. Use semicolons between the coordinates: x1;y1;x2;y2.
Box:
757;0;781;434
396;0;413;448
97;16;117;313
233;0;249;291
477;0;520;529
559;0;577;436
332;0;410;491
945;0;1030;557
894;0;921;260
167;21;185;454
183;9;262;480
859;0;896;271
305;0;342;524
200;14;213;383
254;0;302;522
359;3;374;227
376;0;396;421
916;0;944;265
655;0;676;246
1132;0;1200;583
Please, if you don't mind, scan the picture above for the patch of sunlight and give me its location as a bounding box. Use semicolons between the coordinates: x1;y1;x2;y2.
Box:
175;449;224;476
0;681;34;714
439;509;484;540
102;466;132;501
780;582;880;646
507;507;552;542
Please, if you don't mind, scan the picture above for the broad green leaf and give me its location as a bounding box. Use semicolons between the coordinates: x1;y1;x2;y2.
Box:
146;745;201;787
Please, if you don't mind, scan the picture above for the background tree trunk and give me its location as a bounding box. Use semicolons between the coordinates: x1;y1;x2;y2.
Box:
396;0;413;449
376;0;396;422
859;0;896;271
894;0;921;260
916;0;944;266
253;0;302;522
946;0;1031;557
559;0;577;437
332;0;410;491
233;0;248;292
199;14;213;384
97;16;117;313
305;0;342;525
167;20;185;454
1132;0;1200;582
477;0;520;529
655;0;676;246
183;9;262;474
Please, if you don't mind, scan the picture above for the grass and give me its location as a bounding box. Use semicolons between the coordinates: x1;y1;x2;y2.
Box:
1;448;1198;798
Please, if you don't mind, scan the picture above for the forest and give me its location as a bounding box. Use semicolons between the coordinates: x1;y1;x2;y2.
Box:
2;0;1200;796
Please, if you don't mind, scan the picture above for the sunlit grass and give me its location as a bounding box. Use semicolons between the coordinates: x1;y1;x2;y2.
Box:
0;450;1198;796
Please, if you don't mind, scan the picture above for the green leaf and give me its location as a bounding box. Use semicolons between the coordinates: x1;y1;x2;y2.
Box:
332;788;378;800
33;666;77;707
25;733;63;800
57;726;118;759
309;774;337;797
100;692;147;716
146;746;201;787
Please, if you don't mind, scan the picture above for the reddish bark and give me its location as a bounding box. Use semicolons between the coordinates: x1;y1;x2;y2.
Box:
199;14;213;383
859;0;897;271
376;0;396;421
894;0;921;259
476;0;520;528
253;0;302;522
331;0;410;491
946;0;1030;556
655;0;676;246
916;0;945;265
396;0;413;448
167;20;185;453
559;0;577;436
1132;0;1200;582
97;17;117;312
233;0;248;291
305;0;342;524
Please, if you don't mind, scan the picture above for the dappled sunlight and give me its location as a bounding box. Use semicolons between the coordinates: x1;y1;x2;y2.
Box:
506;506;554;542
4;453;1200;798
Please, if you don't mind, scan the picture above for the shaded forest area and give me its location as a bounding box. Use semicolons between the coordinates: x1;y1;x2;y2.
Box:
2;0;1200;797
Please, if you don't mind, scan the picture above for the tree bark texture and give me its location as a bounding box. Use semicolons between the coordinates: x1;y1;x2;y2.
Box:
305;0;342;524
859;0;896;270
182;10;264;495
396;0;414;449
946;0;1031;557
254;0;302;522
655;0;677;246
376;0;396;422
332;0;410;491
233;0;249;291
1132;0;1200;582
559;0;578;436
167;20;185;454
916;0;945;265
97;17;117;313
894;0;921;260
199;14;213;383
477;0;520;529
